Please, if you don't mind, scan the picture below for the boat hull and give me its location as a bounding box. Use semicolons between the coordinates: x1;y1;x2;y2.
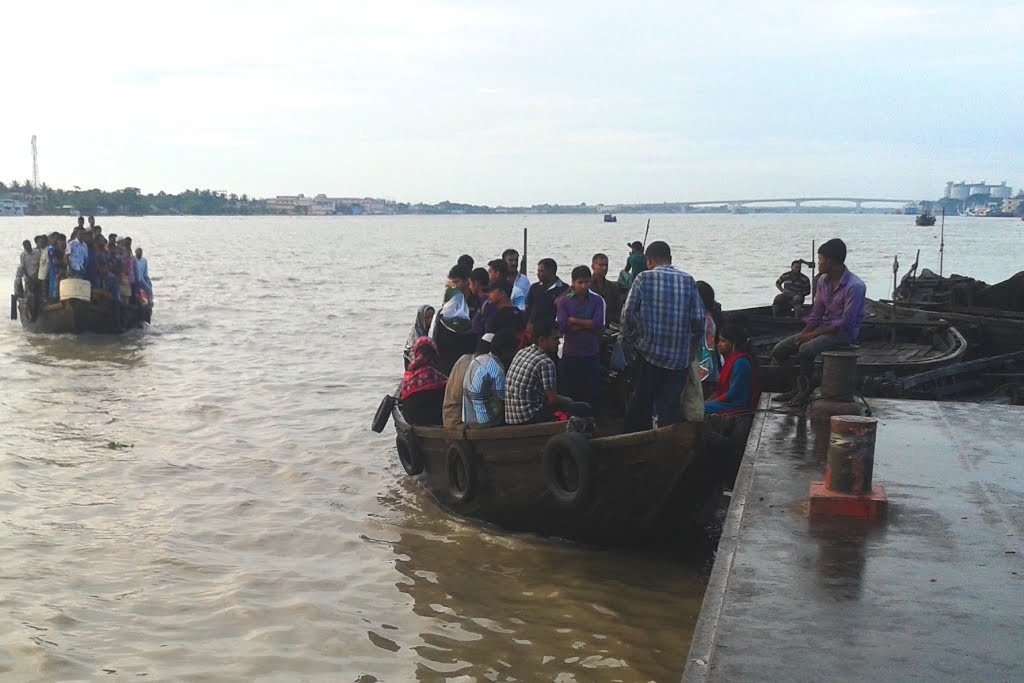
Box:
392;409;725;546
15;296;151;334
725;305;968;393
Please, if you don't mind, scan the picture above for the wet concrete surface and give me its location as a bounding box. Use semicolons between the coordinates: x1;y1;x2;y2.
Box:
684;397;1024;682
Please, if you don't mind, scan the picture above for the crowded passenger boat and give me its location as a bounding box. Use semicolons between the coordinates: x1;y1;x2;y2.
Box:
11;215;155;334
374;236;878;544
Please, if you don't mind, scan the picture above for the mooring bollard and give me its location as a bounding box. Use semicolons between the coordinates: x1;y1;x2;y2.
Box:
808;414;887;519
820;350;858;403
825;415;877;494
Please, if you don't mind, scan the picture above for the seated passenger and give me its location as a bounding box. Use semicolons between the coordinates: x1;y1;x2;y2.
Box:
462;330;519;428
505;319;571;424
400;337;448;425
404;305;436;369
443;333;492;429
705;324;760;415
484;280;525;337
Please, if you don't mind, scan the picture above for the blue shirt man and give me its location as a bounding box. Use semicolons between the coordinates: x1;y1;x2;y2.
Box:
620;241;705;432
462;352;507;427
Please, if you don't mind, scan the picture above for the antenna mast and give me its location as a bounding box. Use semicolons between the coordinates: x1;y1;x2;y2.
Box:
31;135;39;189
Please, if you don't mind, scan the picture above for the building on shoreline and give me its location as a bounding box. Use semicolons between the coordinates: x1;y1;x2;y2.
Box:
944;180;1013;201
0;198;28;216
265;194;394;216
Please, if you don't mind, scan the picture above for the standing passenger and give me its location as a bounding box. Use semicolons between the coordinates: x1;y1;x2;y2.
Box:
589;252;622;325
556;265;606;405
135;247;153;302
66;230;86;278
524;258;568;328
434;264;478;374
502;248;531;298
696;281;723;386
620;241;705;432
483;280;525;337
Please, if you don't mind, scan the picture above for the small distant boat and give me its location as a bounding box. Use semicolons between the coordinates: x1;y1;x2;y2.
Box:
915;212;936;226
603;213;617;223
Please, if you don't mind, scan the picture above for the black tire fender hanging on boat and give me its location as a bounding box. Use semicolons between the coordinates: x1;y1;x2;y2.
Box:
395;430;424;476
543;432;594;507
446;441;476;503
371;395;396;433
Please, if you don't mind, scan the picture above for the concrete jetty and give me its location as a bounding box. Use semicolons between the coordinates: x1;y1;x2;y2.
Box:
684;397;1024;681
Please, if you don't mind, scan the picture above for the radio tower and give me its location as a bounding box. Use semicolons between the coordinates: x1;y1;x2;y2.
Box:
31;135;39;189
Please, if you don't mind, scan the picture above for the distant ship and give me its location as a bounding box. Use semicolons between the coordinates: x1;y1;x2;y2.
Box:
603;213;617;223
915;212;936;226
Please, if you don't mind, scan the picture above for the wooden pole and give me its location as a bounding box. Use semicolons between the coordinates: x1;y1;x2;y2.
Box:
891;254;899;321
811;240;816;304
642;218;651;249
939;209;946;278
521;227;528;276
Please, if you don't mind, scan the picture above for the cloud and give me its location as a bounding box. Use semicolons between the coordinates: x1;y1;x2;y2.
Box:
0;0;1021;203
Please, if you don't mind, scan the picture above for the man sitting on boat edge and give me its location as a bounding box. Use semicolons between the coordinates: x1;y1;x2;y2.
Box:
771;238;866;406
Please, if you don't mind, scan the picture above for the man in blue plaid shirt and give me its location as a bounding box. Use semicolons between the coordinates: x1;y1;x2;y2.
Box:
620;241;706;432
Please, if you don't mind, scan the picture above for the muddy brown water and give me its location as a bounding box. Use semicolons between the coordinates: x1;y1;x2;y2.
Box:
1;214;1019;681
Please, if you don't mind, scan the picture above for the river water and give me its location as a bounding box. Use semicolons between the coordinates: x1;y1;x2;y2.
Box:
1;214;1020;682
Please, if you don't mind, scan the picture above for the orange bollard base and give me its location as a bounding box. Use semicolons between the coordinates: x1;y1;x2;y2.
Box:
808;481;888;520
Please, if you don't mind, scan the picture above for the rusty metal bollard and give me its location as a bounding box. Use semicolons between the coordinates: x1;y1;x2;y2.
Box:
824;415;877;494
820;351;858;403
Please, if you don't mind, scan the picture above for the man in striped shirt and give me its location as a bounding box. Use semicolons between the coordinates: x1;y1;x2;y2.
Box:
462;330;520;427
620;241;706;432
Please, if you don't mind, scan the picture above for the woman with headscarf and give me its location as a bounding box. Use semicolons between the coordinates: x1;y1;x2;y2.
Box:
400;337;448;425
704;324;760;415
696;281;723;388
404;305;436;369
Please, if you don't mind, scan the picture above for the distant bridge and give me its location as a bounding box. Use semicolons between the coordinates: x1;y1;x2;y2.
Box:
680;197;916;212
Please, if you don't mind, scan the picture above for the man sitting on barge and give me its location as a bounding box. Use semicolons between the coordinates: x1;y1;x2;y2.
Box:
772;259;811;317
771;238;866;406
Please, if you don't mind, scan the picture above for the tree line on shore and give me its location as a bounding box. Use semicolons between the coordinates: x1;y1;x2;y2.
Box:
1;181;268;216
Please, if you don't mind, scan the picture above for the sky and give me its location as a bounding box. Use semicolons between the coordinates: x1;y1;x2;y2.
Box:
1;0;1022;205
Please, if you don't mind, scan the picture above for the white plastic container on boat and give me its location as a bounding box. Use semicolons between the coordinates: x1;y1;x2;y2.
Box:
120;284;132;299
59;278;91;302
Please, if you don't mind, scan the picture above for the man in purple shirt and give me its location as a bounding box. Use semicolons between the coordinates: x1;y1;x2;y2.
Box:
772;238;866;405
556;265;607;406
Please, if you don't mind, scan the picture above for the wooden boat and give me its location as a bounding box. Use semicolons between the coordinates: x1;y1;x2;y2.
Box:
895;268;1024;312
872;299;1024;357
724;305;968;393
880;349;1024;401
387;404;727;546
915;212;936;226
13;294;151;334
603;213;617;223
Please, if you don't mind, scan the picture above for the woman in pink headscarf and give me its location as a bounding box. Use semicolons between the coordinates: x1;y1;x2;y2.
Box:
400;337;448;425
